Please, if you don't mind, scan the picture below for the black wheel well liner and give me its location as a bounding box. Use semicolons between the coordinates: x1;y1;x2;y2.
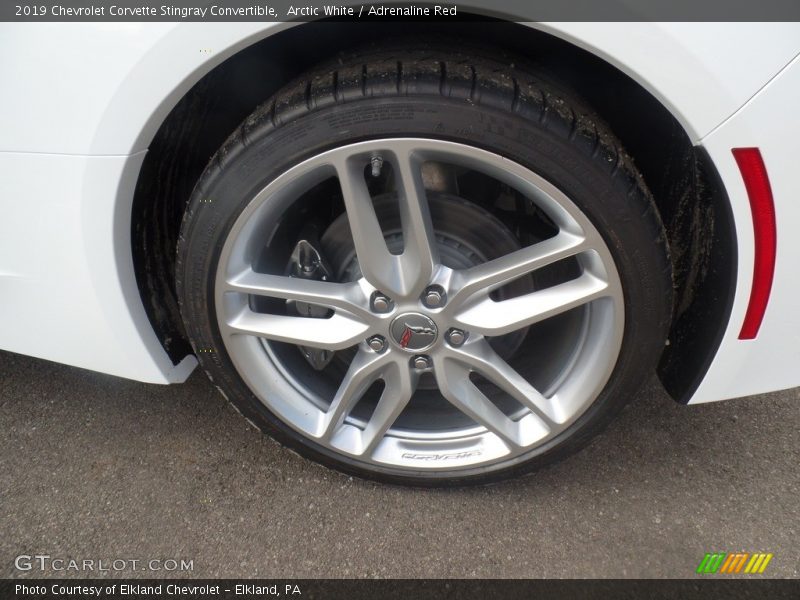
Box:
130;19;736;403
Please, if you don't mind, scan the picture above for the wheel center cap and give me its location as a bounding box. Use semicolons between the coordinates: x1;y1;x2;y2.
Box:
390;313;438;351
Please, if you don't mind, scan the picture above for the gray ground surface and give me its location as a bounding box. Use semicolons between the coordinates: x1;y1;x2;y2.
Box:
1;349;798;579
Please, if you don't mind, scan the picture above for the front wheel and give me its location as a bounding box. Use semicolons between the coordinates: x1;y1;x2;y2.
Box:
176;46;672;486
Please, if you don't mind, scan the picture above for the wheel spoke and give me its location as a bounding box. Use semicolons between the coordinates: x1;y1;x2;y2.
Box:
450;231;586;304
453;270;609;337
225;307;369;350
360;361;418;455
434;356;522;449
450;339;559;426
333;146;438;299
334;156;404;297
319;349;393;441
224;268;372;320
392;144;440;296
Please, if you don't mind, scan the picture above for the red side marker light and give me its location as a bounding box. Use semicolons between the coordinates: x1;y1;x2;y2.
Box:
732;148;776;340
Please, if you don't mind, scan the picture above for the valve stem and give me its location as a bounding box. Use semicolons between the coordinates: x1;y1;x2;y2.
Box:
370;156;384;178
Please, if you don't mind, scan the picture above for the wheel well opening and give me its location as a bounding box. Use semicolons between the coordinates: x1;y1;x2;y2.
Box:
131;19;735;402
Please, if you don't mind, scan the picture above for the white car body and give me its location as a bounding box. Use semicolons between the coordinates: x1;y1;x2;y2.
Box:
1;22;799;404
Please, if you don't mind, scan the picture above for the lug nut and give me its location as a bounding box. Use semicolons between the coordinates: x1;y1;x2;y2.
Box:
367;335;387;353
371;293;392;313
422;286;446;308
446;329;467;347
413;355;431;370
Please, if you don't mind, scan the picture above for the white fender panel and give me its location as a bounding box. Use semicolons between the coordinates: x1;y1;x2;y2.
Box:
690;55;800;403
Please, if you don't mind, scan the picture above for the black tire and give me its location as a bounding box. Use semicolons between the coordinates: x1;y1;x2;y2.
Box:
176;44;672;486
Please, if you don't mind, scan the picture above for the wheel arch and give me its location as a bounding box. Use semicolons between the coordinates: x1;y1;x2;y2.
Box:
126;19;737;402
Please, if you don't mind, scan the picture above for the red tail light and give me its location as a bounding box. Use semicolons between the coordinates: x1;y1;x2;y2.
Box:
733;148;776;340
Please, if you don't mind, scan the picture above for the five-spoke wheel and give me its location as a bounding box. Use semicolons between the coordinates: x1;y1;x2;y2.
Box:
214;139;623;469
177;47;671;485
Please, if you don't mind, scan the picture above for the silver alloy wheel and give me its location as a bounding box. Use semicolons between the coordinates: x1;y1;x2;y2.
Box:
215;138;624;472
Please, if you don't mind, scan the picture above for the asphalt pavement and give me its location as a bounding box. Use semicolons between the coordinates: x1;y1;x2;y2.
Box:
1;349;798;578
